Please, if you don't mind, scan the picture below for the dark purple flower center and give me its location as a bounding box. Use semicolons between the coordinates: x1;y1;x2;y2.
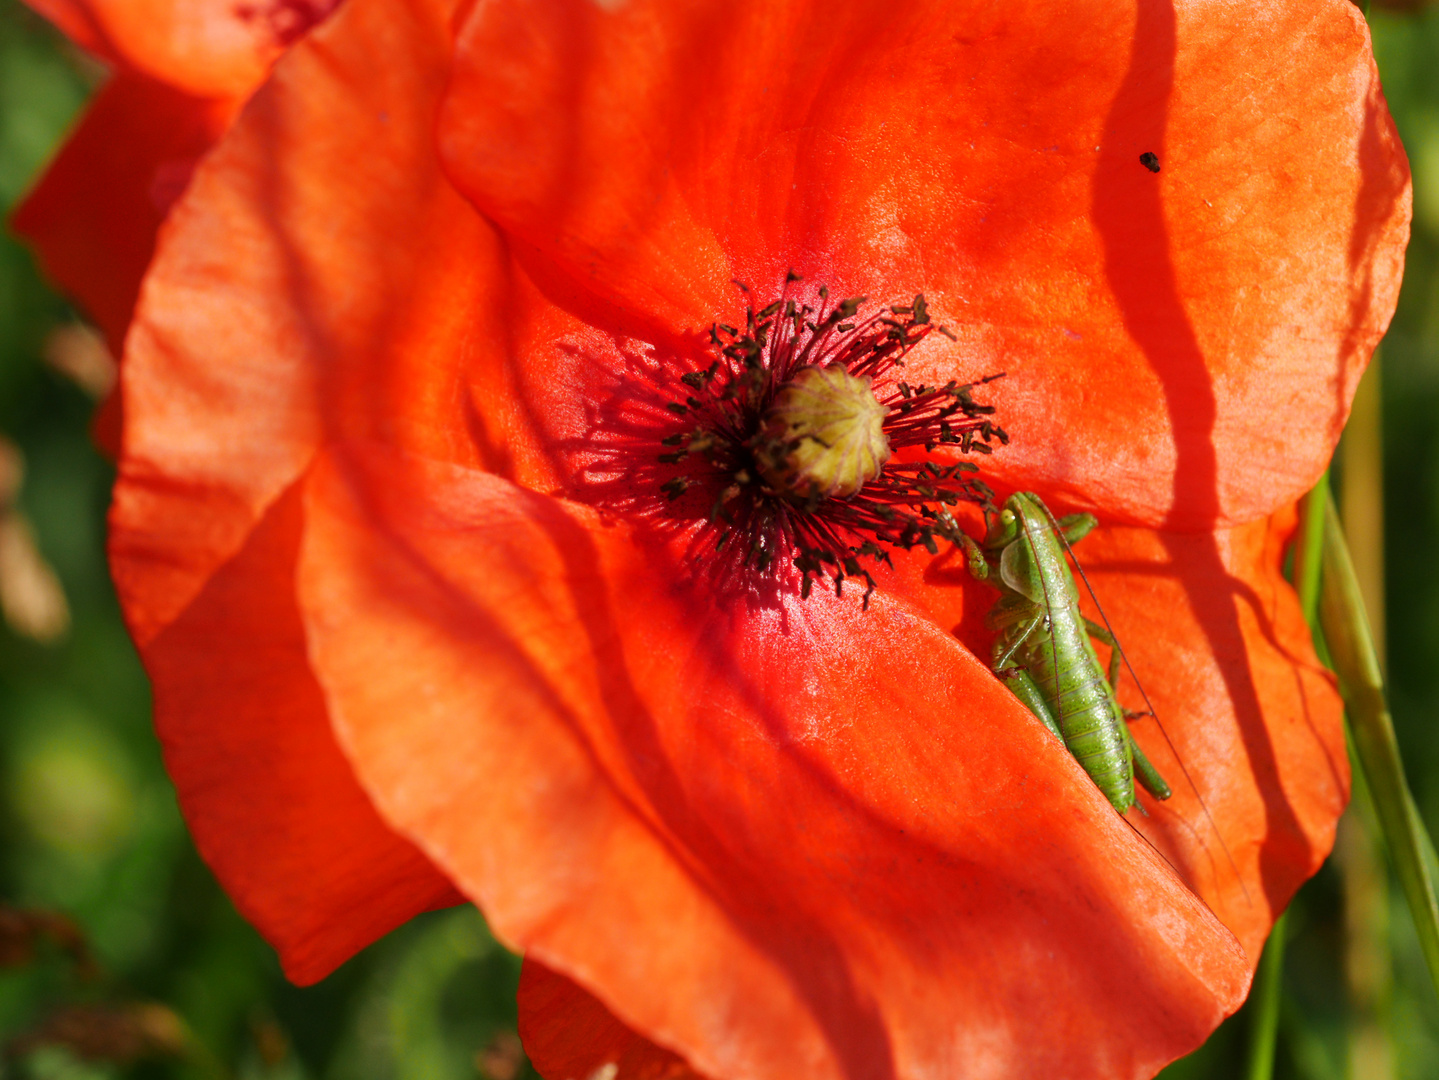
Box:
657;276;1007;607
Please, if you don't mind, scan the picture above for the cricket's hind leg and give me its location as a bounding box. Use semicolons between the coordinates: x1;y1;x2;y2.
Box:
1122;720;1172;800
1055;511;1097;545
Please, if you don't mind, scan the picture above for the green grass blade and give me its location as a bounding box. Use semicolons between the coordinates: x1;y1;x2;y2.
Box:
1243;475;1327;1080
1320;489;1439;1002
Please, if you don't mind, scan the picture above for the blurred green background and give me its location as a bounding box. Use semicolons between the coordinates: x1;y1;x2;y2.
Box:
0;0;1436;1077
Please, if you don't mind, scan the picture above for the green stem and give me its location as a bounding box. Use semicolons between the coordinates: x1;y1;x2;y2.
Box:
1245;912;1288;1080
1320;489;1439;1002
1295;474;1329;628
1242;476;1329;1080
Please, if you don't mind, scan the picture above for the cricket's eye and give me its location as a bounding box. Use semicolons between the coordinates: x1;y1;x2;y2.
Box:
1000;509;1016;527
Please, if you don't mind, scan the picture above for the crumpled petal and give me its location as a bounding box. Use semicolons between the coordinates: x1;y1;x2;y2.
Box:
439;0;1409;529
299;440;1251;1080
1067;510;1348;952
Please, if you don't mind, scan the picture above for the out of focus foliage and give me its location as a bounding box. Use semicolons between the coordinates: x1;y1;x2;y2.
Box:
5;1;1439;1078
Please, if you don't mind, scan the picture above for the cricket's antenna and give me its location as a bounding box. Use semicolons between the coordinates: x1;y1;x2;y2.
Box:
1117;809;1235;929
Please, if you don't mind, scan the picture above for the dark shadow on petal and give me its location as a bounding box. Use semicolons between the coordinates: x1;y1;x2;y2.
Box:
1091;0;1302;912
1094;534;1345;803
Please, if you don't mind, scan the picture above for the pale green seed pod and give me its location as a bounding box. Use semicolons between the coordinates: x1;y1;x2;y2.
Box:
757;364;891;500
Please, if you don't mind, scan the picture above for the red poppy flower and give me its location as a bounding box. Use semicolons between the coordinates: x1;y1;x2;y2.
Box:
59;0;1414;1075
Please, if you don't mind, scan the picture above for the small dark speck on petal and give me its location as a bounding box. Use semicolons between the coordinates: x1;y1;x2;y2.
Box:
1139;151;1161;173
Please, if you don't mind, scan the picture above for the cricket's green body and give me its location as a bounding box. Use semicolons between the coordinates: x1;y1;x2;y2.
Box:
960;492;1171;814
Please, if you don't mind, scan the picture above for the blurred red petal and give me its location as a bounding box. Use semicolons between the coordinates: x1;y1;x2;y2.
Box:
15;0;344;425
11;74;235;354
21;0;337;97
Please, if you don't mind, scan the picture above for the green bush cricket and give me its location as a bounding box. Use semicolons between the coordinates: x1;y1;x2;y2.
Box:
956;492;1173;815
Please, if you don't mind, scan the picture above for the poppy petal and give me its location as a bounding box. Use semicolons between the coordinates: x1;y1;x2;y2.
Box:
439;0;1409;529
21;0;337;97
110;0;504;647
298;440;1251;1080
881;501;1346;962
1083;510;1348;954
145;477;463;984
11;73;236;354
